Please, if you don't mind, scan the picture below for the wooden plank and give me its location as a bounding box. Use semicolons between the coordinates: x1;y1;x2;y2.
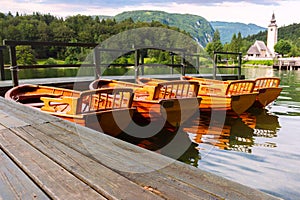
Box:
36;120;173;172
159;161;280;200
0;110;29;128
0;150;50;200
0;123;6;130
0;97;59;125
0;129;106;200
32;121;222;199
47;120;280;200
11;125;163;200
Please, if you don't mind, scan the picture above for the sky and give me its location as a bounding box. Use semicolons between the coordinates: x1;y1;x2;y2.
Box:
1;0;299;27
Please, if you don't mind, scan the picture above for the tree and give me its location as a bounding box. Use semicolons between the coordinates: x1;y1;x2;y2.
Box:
205;29;223;58
288;44;300;57
274;39;292;56
16;46;37;65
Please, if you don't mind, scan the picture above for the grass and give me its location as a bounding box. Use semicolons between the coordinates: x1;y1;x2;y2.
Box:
243;60;274;66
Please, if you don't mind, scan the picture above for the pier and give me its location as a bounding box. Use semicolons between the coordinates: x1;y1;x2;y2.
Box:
273;58;300;70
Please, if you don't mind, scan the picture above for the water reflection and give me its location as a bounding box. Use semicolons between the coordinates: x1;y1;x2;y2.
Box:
182;108;280;155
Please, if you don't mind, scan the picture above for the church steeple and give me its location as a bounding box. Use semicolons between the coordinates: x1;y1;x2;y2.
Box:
269;12;277;27
267;12;278;57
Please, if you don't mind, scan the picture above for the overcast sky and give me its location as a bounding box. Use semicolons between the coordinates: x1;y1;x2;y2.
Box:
1;0;299;27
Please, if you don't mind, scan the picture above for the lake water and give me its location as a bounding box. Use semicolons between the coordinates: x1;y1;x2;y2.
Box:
175;67;300;199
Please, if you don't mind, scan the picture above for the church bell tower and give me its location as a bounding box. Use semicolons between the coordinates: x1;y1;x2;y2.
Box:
267;13;278;57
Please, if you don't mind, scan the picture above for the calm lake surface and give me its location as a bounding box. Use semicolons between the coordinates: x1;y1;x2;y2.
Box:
176;67;300;200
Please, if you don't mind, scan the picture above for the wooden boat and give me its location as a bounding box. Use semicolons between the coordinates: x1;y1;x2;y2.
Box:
5;84;135;137
89;79;202;127
253;77;282;107
183;76;282;108
140;76;258;115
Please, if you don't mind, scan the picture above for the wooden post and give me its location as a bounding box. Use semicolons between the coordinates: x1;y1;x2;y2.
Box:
0;46;5;81
195;54;200;74
93;47;101;79
181;52;186;76
134;49;140;83
8;45;19;86
140;49;145;76
170;52;174;75
238;52;242;80
213;52;217;80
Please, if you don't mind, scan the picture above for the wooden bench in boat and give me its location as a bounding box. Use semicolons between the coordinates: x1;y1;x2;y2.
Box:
254;77;280;90
90;79;200;100
38;88;134;115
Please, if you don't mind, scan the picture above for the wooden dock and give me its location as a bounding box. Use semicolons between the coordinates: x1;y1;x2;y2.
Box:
0;97;280;199
273;58;300;70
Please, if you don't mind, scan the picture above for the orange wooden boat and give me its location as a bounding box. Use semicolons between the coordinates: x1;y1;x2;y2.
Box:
5;84;135;137
140;76;258;115
183;76;282;108
89;79;202;127
253;77;282;107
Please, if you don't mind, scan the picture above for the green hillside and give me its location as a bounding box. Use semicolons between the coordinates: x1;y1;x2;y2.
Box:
244;23;300;49
114;10;214;47
210;21;266;44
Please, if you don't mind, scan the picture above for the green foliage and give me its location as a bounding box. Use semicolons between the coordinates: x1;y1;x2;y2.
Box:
205;29;223;58
44;57;58;65
243;60;274;66
289;45;300;57
114;10;214;47
210;21;266;44
274;39;292;56
0;11;190;65
16;46;37;65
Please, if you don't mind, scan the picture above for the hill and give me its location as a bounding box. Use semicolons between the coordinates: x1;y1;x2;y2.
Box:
114;10;214;47
244;22;300;47
113;10;266;46
210;21;266;44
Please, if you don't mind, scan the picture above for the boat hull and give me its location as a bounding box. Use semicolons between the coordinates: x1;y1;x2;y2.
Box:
59;109;135;137
5;84;135;137
198;93;258;115
132;98;201;127
255;87;283;107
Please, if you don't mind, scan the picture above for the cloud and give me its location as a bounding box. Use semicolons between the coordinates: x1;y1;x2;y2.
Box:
1;0;298;27
14;0;286;7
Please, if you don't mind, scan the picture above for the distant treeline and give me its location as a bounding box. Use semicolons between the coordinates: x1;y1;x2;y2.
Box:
0;12;190;65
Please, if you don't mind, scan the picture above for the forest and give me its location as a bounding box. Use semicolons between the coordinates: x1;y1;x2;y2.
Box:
0;12;190;66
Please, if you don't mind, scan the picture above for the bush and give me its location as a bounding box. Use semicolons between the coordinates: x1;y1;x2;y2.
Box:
44;57;58;65
243;60;274;66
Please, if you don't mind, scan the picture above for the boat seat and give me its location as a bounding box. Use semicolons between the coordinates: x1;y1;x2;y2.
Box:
17;93;62;101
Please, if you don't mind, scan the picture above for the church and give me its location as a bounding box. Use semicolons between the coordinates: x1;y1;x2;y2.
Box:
245;13;278;60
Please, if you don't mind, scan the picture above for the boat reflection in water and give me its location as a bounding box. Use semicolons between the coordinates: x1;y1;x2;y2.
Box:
182;107;281;154
117;107;281;168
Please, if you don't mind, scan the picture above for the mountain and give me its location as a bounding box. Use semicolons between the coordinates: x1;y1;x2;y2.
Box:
210;21;266;44
114;10;214;47
99;10;266;47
